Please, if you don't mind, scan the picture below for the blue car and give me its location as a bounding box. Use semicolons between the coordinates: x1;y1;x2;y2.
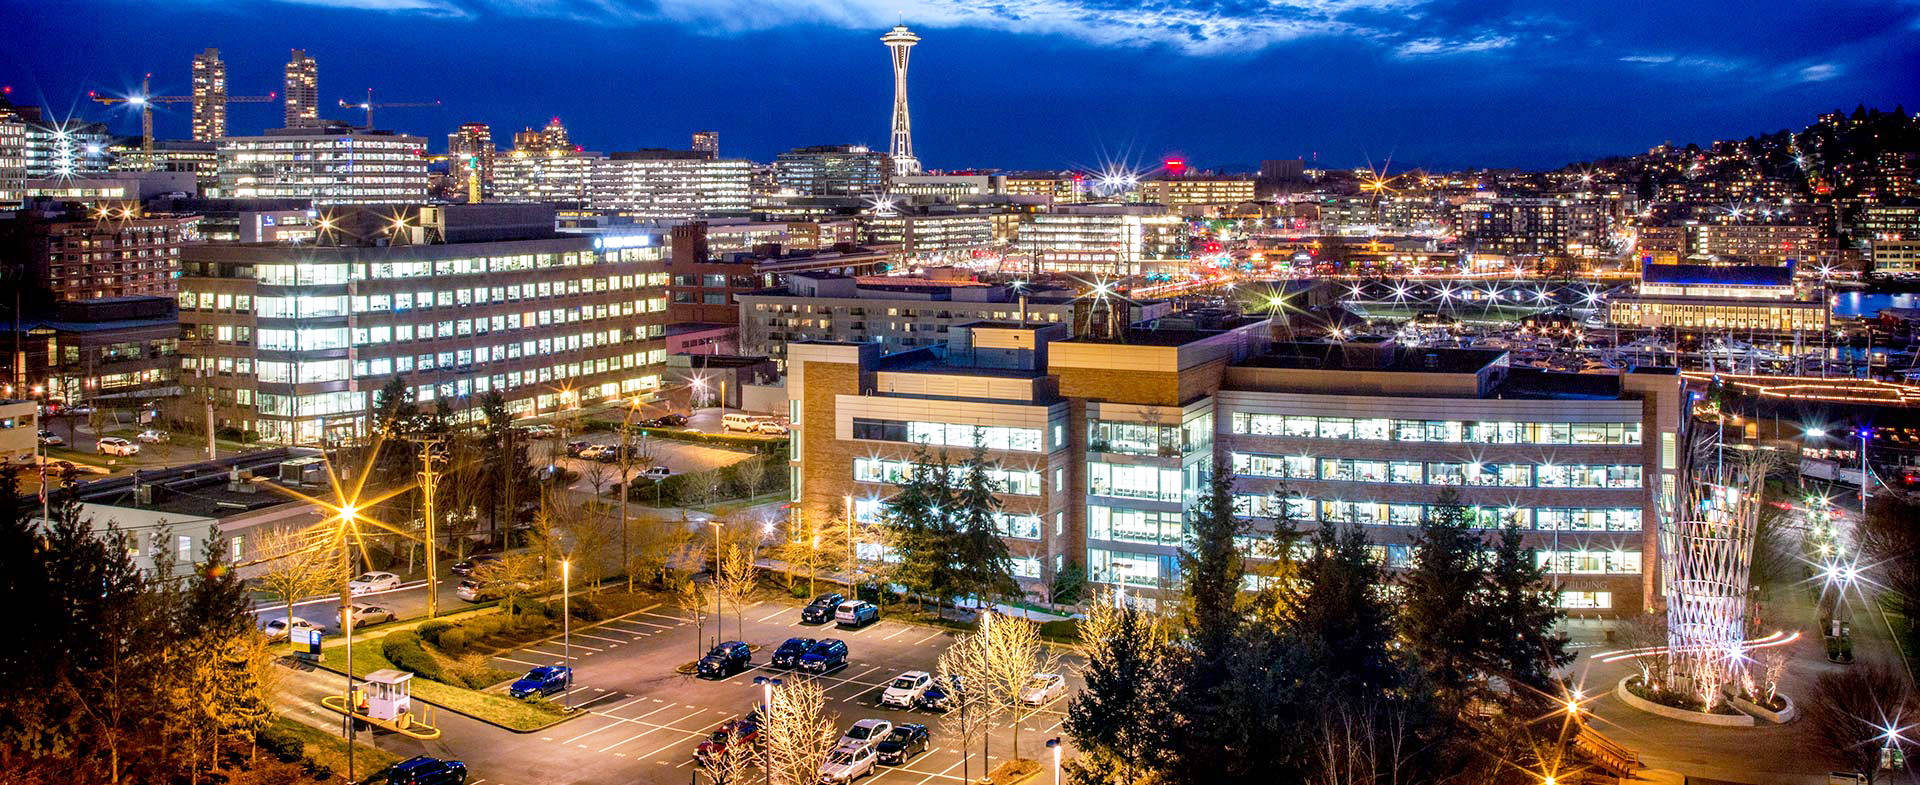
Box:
698;641;752;679
386;755;468;785
799;638;848;674
770;637;816;669
508;665;572;699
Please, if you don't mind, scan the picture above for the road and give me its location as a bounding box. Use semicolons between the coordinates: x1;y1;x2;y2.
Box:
285;595;1082;785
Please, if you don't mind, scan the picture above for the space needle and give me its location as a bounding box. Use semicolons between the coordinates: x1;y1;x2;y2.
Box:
882;24;922;176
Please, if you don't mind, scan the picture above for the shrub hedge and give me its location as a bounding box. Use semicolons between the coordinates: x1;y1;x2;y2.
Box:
380;630;452;685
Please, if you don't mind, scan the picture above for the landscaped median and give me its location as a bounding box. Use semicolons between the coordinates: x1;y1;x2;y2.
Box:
295;588;669;732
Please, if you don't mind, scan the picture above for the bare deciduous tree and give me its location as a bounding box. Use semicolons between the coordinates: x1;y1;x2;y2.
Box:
1805;663;1913;783
937;633;1003;783
734;458;768;500
698;723;753;785
757;679;838;785
948;612;1059;763
251;526;332;632
713;526;761;643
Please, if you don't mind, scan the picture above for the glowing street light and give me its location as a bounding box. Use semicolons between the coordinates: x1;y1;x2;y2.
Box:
1045;738;1064;785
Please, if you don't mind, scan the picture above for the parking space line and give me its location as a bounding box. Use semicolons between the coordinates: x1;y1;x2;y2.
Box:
636;728;706;762
623;618;677;629
576;632;626;644
882;627;910;641
756;608;789;623
640;610;693;623
910;757;970;784
493;655;547;668
911;631;946;645
559;716;629;745
596;707;710;754
598;696;650;716
530;640;603;653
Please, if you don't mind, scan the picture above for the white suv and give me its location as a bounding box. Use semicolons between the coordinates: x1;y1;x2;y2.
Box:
96;437;140;456
880;671;931;709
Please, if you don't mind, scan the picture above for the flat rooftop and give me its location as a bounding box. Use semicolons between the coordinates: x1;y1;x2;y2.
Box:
1240;343;1508;374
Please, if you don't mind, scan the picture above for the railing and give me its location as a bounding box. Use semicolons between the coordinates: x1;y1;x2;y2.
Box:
1573;724;1640;777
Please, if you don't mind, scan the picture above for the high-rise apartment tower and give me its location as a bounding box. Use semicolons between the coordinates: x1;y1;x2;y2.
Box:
283;49;318;128
190;48;227;142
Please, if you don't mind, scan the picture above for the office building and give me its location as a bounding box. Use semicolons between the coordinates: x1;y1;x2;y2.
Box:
1871;239;1920;274
176;204;670;444
191;47;227;142
692;130;718;157
1137;176;1256;206
666;225;892;324
217;126;427;205
1017;204;1189;274
701;218;857;256
588;151;751;221
1458;197;1610;258
147;197;321;243
1608;263;1826;333
0;103;31;207
494;149;598;207
889;174;1001;198
283;49;318;128
858;206;996;255
0;401;37;462
882;25;921;176
25;172;195;203
447;122;496;200
1636;221;1826;267
514;117;571;154
109;139;218;188
0;201;196;303
20;114;113;178
773;145;888;197
738;273;1087;364
2;296;180;404
1002;173;1086;204
785;322;1681;613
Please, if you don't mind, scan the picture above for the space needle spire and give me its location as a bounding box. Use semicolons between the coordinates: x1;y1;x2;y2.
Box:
882;24;922;176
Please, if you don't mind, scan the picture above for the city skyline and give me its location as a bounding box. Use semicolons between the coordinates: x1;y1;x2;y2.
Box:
0;0;1914;171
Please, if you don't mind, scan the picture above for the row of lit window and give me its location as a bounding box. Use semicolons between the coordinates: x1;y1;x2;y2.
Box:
1232;453;1643;489
1232;493;1642;532
1229;412;1642;445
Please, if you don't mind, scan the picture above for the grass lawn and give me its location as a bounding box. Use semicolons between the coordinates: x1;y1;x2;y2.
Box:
306;608;572;732
271;716;400;783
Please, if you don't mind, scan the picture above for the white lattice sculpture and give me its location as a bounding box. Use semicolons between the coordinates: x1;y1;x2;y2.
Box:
1659;444;1765;709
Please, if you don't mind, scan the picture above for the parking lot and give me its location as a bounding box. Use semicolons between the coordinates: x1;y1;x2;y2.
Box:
351;597;1083;785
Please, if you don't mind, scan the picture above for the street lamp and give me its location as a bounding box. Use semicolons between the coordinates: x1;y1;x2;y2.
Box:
753;676;783;785
1856;427;1873;519
1045;738;1063;785
709;519;724;646
561;558;571;710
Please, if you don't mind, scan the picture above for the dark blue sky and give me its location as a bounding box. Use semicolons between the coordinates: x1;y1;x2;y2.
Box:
3;0;1917;172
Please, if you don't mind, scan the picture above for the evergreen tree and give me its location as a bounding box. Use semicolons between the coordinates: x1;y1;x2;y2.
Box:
881;450;958;608
1480;524;1571;702
1165;456;1249;783
1400;488;1492;710
952;446;1018;607
1064;594;1174;785
1289;524;1400;701
1179;454;1246;663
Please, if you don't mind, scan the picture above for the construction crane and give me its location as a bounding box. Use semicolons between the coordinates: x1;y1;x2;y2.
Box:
89;73;275;158
338;88;440;130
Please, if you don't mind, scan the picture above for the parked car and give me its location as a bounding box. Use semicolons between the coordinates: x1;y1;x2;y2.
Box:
261;616;318;641
801;593;846;624
522;424;560;439
694;718;760;762
697;641;752;679
770;637;816;669
834;600;879;628
799;639;848;674
449;553;499;577
578;445;614;461
875;724;930;765
819;744;876;783
563;440;592;457
508;665;573;699
384;755;468;785
455;578;496;602
347;571;402;595
37;430;62;447
755;421;790;436
655;413;688;427
879;671;931;709
339;603;397;630
916;675;963;712
593;448;622;464
641;465;672;480
836;719;892;752
1020;673;1067;706
95;437;139;456
134;429;168;444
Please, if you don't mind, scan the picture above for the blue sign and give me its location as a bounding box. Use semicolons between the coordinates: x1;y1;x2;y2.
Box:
297;628;323;655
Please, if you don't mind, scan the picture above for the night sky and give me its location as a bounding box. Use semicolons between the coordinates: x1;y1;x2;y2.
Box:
3;0;1918;172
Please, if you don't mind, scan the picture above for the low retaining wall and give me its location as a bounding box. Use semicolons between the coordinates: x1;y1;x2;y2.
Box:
1614;676;1755;727
1729;691;1796;724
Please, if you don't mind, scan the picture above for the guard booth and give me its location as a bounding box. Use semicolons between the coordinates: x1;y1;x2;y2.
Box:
362;669;413;722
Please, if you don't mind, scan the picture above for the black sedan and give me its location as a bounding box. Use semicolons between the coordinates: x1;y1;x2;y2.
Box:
697;641;752;679
449;553;499;577
800;593;845;624
875;724;929;765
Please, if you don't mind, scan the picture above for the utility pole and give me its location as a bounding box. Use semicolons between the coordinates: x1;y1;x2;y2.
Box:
405;434;447;618
843;494;855;592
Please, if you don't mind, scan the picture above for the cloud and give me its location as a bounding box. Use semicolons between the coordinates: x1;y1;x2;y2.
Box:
1797;62;1842;81
1395;33;1514;58
240;0;1447;55
1618;53;1740;73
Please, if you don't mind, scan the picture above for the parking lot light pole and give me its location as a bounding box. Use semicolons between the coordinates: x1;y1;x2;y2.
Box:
709;520;723;646
1046;738;1062;785
562;558;571;710
752;676;781;785
843;494;855;593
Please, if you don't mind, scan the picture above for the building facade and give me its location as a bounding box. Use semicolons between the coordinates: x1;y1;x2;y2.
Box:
283;49;319;128
494;149;597;207
1608;263;1826;333
738;274;1081;364
447;122;496;198
773;145;889;197
191;47;227;142
1137;177;1256;206
1459;197;1610;258
859;207;997;256
588;151;751;221
1017;204;1189;274
785;322;1682;614
2;201;196;303
176;204;669;444
217;127;427;204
